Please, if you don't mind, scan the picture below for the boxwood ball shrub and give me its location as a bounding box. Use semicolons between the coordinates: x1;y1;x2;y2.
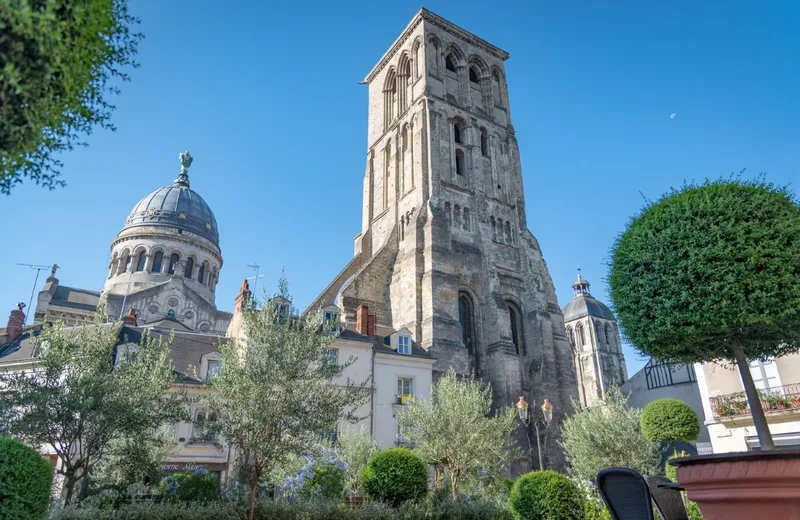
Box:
640;399;700;450
0;436;53;520
509;470;584;520
361;448;427;506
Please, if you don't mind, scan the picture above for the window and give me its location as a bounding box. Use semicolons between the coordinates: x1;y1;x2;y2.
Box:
458;292;475;354
167;253;179;275
604;324;612;345
206;360;221;380
184;257;194;278
469;67;480;83
198;262;205;284
397;377;413;402
192;410;218;444
480;130;488;156
462;207;470;231
576;324;585;348
445;55;456;72
748;359;780;391
132;251;145;272
454;124;462;144
455;149;465;176
507;302;525;355
324;310;339;327
151;251;163;273
122;253;131;274
397;335;411;355
567;327;575;347
322;348;339;367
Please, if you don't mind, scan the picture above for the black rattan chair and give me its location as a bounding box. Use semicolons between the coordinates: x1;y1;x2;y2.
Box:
596;467;655;520
645;475;689;520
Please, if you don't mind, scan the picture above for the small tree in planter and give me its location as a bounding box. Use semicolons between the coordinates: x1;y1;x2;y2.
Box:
640;398;700;455
609;179;800;451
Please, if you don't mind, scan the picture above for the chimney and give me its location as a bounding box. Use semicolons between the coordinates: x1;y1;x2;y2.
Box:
356;304;369;335
235;279;251;312
6;303;25;343
367;314;376;338
122;308;138;326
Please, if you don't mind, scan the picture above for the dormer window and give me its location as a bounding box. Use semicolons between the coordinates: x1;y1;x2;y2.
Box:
397;335;411;355
201;353;222;381
207;360;221;380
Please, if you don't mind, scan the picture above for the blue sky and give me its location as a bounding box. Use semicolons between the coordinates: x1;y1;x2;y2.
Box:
1;1;797;376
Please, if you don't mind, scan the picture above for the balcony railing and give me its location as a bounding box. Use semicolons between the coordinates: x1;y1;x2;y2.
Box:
710;383;800;418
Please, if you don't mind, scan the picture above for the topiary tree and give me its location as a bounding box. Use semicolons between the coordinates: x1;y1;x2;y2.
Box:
509;470;585;520
0;436;53;520
0;0;142;195
361;448;427;507
609;179;800;451
640;399;700;454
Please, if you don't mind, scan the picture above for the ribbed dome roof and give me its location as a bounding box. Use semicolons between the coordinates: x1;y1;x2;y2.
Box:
562;272;615;322
119;152;219;246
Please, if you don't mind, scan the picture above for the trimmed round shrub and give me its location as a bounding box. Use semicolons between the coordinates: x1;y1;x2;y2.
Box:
0;436;53;520
509;470;584;520
640;399;700;446
361;448;427;506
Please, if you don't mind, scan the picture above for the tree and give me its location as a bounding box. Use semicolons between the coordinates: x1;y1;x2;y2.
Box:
609;179;800;450
0;436;53;520
93;428;177;488
640;398;700;454
561;387;660;484
207;278;370;520
397;369;519;500
0;0;141;195
335;425;379;496
0;316;187;504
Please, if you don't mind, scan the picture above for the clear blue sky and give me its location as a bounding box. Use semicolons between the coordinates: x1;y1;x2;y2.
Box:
1;1;798;376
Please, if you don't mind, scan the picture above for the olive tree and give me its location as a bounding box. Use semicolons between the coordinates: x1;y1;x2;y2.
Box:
609;179;800;450
208;278;370;520
398;369;519;500
0;0;141;194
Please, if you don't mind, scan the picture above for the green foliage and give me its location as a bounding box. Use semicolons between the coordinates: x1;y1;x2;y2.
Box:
53;497;513;520
509;470;585;520
207;275;370;519
362;448;428;506
582;496;613;520
609;179;800;365
283;445;348;501
398;370;519;499
335;426;380;495
0;0;142;194
640;399;700;447
93;428;176;487
561;387;660;485
166;469;220;502
0;317;188;504
0;436;53;520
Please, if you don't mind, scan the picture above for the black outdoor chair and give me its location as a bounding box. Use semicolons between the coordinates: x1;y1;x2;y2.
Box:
645;475;689;520
596;467;655;520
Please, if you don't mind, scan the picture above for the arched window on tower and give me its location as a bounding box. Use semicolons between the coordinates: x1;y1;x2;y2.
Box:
595;323;603;346
480;129;488;156
383;69;397;130
469;67;480;83
167;253;179;275
576;323;585;348
492;70;503;107
506;301;525;355
198;262;206;284
455;149;465;176
135;251;146;272
604;324;613;349
184;257;194;278
453;123;462;144
121;253;132;274
567;327;575;348
458;292;475;354
445;55;457;72
151;251;163;273
109;253;119;279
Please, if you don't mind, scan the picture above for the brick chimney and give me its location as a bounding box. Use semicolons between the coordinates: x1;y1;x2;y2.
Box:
6;303;25;343
356;305;369;335
235;279;251;312
367;313;375;337
122;308;138;326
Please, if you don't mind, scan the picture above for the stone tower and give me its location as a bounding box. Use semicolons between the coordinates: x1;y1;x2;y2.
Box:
562;272;628;407
306;9;578;470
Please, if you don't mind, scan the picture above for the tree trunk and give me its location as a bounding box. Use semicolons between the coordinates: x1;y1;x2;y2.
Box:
63;473;76;505
732;341;775;450
449;471;458;501
248;479;258;520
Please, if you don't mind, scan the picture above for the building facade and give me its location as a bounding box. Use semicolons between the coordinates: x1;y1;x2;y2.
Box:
562;272;627;407
304;8;578;470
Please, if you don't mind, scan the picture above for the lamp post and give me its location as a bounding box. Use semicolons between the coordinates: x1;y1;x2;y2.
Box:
516;396;553;470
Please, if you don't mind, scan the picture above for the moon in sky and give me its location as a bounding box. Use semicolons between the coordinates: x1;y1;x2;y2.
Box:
670;113;677;119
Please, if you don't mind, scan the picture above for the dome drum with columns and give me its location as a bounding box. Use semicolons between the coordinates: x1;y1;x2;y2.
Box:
101;153;231;334
562;271;628;407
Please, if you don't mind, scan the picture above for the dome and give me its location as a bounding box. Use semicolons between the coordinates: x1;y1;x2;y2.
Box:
119;152;219;246
562;271;615;322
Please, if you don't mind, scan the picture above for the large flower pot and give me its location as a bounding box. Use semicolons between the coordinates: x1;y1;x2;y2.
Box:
670;450;800;520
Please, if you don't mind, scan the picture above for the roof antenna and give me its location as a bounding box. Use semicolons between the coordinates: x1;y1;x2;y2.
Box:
16;263;53;326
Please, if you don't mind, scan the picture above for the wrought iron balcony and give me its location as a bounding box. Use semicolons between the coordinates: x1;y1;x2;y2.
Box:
710;383;800;419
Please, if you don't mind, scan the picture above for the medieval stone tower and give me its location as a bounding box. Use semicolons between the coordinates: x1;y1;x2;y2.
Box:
306;9;578;470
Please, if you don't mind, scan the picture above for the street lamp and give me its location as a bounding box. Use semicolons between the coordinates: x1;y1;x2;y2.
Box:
516;396;553;470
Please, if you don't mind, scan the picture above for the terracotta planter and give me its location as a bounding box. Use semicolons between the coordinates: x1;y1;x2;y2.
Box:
670;450;800;520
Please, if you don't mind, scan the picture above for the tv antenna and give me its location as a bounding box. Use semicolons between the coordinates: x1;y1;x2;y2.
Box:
246;263;263;301
17;263;54;326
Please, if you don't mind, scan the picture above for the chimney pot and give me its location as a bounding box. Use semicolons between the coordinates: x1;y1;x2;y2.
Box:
122;308;138;327
6;304;26;343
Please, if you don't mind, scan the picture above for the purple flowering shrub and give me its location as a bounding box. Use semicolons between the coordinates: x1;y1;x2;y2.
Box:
283;445;348;501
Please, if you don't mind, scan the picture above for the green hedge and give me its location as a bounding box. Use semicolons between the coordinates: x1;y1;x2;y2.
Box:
362;448;428;506
52;497;512;519
0;436;53;520
509;470;584;520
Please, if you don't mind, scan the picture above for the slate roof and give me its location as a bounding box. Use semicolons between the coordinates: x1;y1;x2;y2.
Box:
50;286;101;312
562;294;615;322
